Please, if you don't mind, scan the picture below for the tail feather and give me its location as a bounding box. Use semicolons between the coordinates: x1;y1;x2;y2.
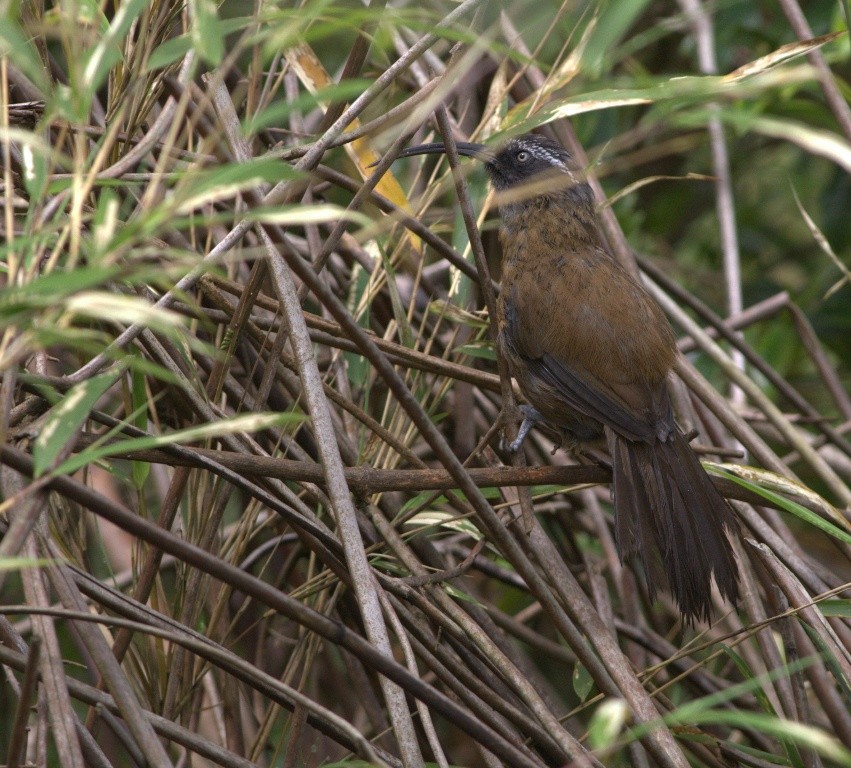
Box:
608;429;739;622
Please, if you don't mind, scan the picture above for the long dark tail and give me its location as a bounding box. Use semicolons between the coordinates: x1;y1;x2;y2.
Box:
607;429;739;622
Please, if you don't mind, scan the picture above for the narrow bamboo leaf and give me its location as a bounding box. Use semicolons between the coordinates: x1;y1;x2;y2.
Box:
505;64;819;133
146;35;193;71
427;300;488;328
572;661;595;702
171;158;301;214
83;0;148;92
453;342;495;360
378;244;414;348
588;698;629;751
33;371;120;477
21;139;48;199
146;17;247;71
63;293;186;336
76;0;111;33
443;584;484;605
726;31;846;80
709;465;851;546
818;599;851;618
798;622;851;701
130;363;150;489
790;184;849;300
344;263;371;389
244;80;372;134
748;116;851;173
404;511;481;538
580;0;653;74
718;644;778;716
112;349;180;386
0;265;121;301
284;39;415;225
0;557;53;571
188;0;224;66
675;713;851;767
245;205;370;228
0;21;50;91
53;412;306;477
713;741;794;767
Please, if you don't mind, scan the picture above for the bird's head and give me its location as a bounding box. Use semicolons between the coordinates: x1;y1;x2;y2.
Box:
396;133;589;206
481;134;574;191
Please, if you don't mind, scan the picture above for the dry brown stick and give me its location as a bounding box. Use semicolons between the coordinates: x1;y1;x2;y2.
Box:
70;433;795;513
199;276;427;466
208;275;504;391
37;529;176;768
311;164;482;282
676;291;790;353
0;442;543;768
748;540;851;684
63;0;489;387
0;642;260;768
641;259;851;458
432;105;537;532
5;637;41;768
776;0;851;142
786;301;851;421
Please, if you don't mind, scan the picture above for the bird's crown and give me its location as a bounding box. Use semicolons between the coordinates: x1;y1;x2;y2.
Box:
484;134;575;192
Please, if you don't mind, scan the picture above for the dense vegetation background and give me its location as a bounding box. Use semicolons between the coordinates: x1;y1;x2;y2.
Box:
1;0;850;766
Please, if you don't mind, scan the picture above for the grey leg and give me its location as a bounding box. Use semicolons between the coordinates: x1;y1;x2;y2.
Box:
506;404;544;452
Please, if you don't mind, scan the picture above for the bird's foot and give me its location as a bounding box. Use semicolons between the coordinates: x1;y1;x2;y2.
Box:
501;404;544;453
555;434;581;457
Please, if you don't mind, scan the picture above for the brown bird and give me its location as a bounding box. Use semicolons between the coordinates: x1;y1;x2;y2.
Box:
398;133;739;621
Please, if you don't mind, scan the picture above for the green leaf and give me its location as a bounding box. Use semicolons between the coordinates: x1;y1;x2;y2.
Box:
404;511;482;539
63;293;186;336
572;661;595;702
708;465;851;546
244;80;372;134
245;205;369;228
503;64;821;134
146;35;193;72
146;16;250;72
379;243;414;348
82;0;148;92
719;644;778;716
676;713;851;767
0;20;49;92
52;411;306;477
0;556;53;572
129;362;150;489
453;341;495;360
628;656;829;765
580;0;653;75
76;0;111;33
444;583;484;606
426;300;489;329
798;622;851;702
33;371;120;477
171;157;301;214
818;599;851;618
20;136;49;200
0;266;123;325
588;698;629;751
188;0;224;66
344;263;371;390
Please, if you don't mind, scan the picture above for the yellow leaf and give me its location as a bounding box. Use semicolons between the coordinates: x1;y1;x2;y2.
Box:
284;42;416;229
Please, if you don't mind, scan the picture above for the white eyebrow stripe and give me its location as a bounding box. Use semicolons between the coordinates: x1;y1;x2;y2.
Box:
531;146;566;166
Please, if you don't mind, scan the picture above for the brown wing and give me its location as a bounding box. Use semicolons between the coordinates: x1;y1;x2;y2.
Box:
499;248;677;443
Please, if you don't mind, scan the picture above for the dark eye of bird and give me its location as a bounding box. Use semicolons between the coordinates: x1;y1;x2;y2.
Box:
516;150;529;163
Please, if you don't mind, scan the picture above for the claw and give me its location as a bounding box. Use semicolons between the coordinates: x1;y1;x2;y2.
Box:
504;404;544;452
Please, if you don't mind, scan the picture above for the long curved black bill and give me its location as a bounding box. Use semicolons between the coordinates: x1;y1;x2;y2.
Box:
396;141;493;162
